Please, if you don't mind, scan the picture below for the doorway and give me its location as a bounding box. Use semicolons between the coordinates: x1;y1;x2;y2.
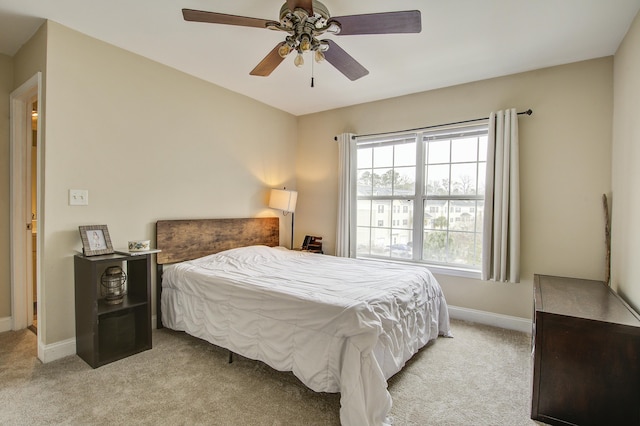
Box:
10;72;43;360
28;98;38;334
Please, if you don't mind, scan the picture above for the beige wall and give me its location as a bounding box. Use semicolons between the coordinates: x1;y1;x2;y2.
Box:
13;22;47;90
297;58;613;319
39;22;297;343
0;53;13;318
612;11;640;311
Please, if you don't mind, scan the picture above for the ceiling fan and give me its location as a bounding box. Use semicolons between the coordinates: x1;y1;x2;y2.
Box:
182;0;421;81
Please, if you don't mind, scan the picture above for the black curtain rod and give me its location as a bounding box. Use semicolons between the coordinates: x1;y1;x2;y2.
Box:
334;109;533;141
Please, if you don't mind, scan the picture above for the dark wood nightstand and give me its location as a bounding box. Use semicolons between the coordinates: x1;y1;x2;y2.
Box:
74;252;152;368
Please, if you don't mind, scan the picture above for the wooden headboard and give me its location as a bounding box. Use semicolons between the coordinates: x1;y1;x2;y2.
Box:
156;217;279;265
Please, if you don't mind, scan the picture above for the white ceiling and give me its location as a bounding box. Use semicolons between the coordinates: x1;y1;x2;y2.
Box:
1;0;639;116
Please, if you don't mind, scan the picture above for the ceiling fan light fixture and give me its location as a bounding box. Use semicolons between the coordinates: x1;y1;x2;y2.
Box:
278;43;292;58
294;52;305;67
314;49;325;62
299;35;312;51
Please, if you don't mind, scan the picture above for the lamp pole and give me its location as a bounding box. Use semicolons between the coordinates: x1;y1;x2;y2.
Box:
290;212;295;249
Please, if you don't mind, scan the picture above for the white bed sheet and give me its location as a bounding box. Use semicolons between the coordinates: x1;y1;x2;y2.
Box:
161;245;451;425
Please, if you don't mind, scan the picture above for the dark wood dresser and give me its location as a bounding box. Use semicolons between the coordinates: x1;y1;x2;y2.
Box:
531;274;640;425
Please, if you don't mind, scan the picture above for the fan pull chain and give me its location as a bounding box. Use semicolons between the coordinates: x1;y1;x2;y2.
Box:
311;57;315;88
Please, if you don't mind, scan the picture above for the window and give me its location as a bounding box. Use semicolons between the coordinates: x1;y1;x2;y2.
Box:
354;125;488;271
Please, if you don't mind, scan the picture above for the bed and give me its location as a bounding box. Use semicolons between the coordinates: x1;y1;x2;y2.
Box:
156;218;451;426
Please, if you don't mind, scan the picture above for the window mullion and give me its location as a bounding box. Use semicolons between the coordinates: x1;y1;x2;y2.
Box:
426;195;484;201
413;132;426;261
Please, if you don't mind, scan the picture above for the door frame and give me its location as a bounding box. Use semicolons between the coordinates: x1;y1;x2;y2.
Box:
10;72;43;359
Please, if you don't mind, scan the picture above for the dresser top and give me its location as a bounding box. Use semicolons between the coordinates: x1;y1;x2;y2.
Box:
534;274;640;327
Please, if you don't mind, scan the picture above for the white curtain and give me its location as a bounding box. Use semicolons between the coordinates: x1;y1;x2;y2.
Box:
336;133;355;257
482;109;521;283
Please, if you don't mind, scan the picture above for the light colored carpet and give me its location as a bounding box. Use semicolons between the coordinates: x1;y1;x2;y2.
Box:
0;319;544;425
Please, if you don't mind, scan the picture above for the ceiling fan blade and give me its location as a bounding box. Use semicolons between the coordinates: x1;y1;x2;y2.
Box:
250;43;287;77
286;0;314;15
329;10;421;35
322;40;369;81
182;9;271;29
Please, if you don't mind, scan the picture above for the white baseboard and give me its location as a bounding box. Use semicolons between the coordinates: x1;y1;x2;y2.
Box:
0;316;75;363
0;316;11;333
39;337;76;363
448;305;531;334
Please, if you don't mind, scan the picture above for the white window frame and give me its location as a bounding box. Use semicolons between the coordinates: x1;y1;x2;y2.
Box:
351;123;488;278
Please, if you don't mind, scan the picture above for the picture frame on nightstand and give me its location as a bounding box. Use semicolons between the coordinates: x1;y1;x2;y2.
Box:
79;224;114;256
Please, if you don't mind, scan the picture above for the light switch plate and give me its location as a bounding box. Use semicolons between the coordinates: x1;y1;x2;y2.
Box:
69;189;89;206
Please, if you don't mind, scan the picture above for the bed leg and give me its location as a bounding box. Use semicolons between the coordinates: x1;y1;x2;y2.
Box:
228;351;233;364
156;264;164;329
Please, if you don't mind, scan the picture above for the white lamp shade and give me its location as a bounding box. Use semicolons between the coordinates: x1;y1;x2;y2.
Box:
269;189;297;213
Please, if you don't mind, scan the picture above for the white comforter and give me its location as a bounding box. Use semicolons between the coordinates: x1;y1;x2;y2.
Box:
161;245;451;425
